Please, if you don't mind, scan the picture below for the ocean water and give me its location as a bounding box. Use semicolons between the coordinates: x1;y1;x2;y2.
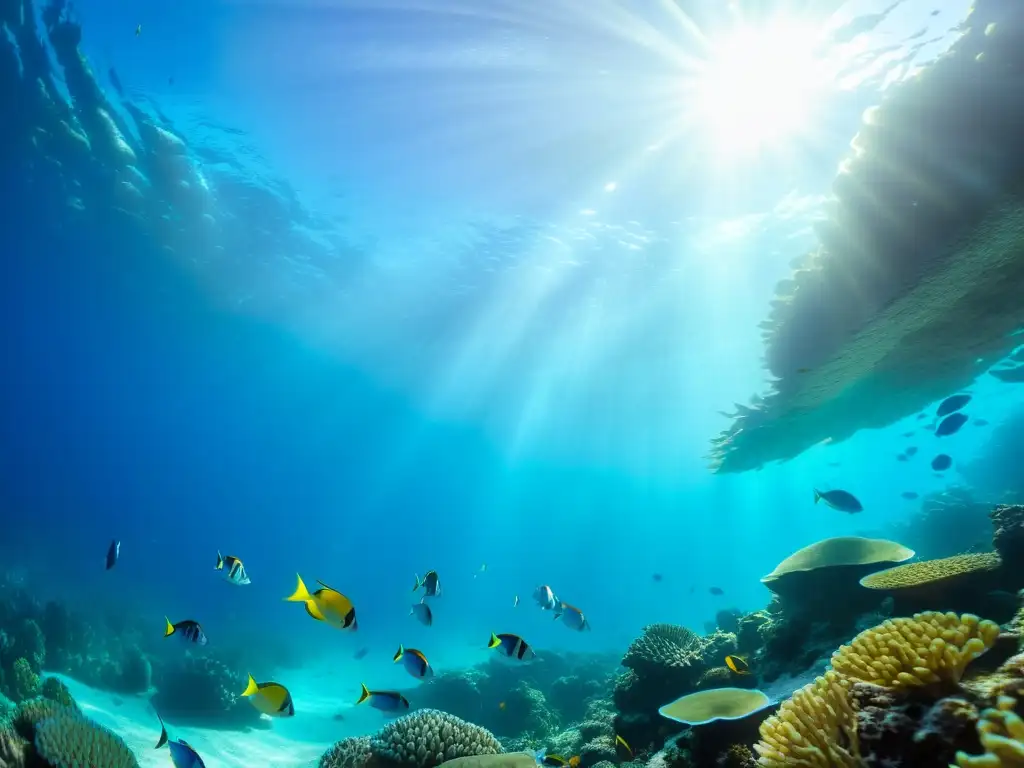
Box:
2;0;1023;765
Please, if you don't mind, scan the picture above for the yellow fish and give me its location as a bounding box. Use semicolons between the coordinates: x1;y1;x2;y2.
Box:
241;674;295;717
284;574;357;631
615;735;633;761
725;655;750;674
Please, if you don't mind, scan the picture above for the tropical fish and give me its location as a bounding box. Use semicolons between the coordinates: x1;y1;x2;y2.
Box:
168;740;205;768
155;713;169;749
215;551;250;586
135;24;141;37
513;595;519;607
356;683;409;712
931;454;953;471
164;618;207;646
709;587;725;596
413;571;442;597
488;632;535;661
615;735;633;761
285;574;357;631
901;491;920;500
554;602;590;631
533;585;559;611
393;645;433;679
937;394;971;417
241;674;295;717
536;752;574;767
936;412;968;437
106;539;120;571
410;600;432;627
725;655;750;674
813;488;863;514
905;446;918;456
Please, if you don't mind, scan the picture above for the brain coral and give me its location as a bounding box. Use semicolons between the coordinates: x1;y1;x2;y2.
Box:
622;624;703;674
754;670;859;767
955;694;1024;767
830;612;1000;687
859;552;1002;590
34;710;139;768
369;709;502;768
319;735;372;768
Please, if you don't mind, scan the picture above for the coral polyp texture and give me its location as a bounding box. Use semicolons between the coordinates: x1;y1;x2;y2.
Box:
368;709;503;768
829;612;1000;688
859;553;1003;591
708;1;1024;473
34;710;140;768
956;694;1024;766
623;625;705;674
754;671;859;767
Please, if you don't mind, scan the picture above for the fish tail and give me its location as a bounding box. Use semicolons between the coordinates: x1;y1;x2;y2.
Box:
813;489;822;504
241;674;259;697
163;617;175;638
215;551;224;570
357;683;371;705
285;573;312;602
154;714;168;750
487;633;501;649
412;574;421;591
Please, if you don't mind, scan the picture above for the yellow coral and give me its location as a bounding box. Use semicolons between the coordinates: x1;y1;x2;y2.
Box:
859;552;1002;590
830;612;1000;687
754;671;859;767
956;695;1024;767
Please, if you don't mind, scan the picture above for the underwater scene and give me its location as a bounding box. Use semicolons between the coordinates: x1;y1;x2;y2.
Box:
6;0;1024;765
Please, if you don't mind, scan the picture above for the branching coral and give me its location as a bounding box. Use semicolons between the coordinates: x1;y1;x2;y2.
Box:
955;695;1024;767
829;612;1000;688
754;670;859;767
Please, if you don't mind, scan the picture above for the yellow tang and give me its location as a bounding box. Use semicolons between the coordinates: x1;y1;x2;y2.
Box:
241;674;295;717
725;655;750;675
284;574;358;631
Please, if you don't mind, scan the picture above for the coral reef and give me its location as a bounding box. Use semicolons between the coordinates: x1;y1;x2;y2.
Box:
883;487;997;561
150;653;263;729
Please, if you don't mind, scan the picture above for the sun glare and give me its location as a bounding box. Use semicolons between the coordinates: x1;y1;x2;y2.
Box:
693;22;824;158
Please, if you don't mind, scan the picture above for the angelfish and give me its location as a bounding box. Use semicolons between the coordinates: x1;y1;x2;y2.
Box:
215;551;250;585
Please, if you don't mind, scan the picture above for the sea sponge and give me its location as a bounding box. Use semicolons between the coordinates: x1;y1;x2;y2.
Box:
830;612;1000;687
955;694;1024;766
34;709;139;768
623;624;704;673
319;735;372;768
658;688;770;726
762;537;914;583
369;709;502;768
859;552;1003;590
754;670;859;767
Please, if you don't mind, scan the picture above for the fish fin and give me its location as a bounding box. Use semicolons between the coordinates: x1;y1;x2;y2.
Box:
285;574;312;602
163;617;174;638
393;645;404;663
534;749;547;765
215;551;223;570
412;574;421;591
813;489;822;504
316;579;339;593
357;683;371;705
304;601;326;622
154;714;168;749
241;674;259;697
488;632;501;649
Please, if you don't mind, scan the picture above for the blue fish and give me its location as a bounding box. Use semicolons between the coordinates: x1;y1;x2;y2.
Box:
936;412;968;437
410;600;432;627
164;617;207;646
937;394;971;418
931;454;953;471
554;602;591;631
168;740;206;768
813;488;863;514
357;683;409;712
393;645;433;679
105;539;120;571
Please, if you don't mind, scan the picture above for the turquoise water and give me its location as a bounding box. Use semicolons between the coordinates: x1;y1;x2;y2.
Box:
4;0;1024;765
